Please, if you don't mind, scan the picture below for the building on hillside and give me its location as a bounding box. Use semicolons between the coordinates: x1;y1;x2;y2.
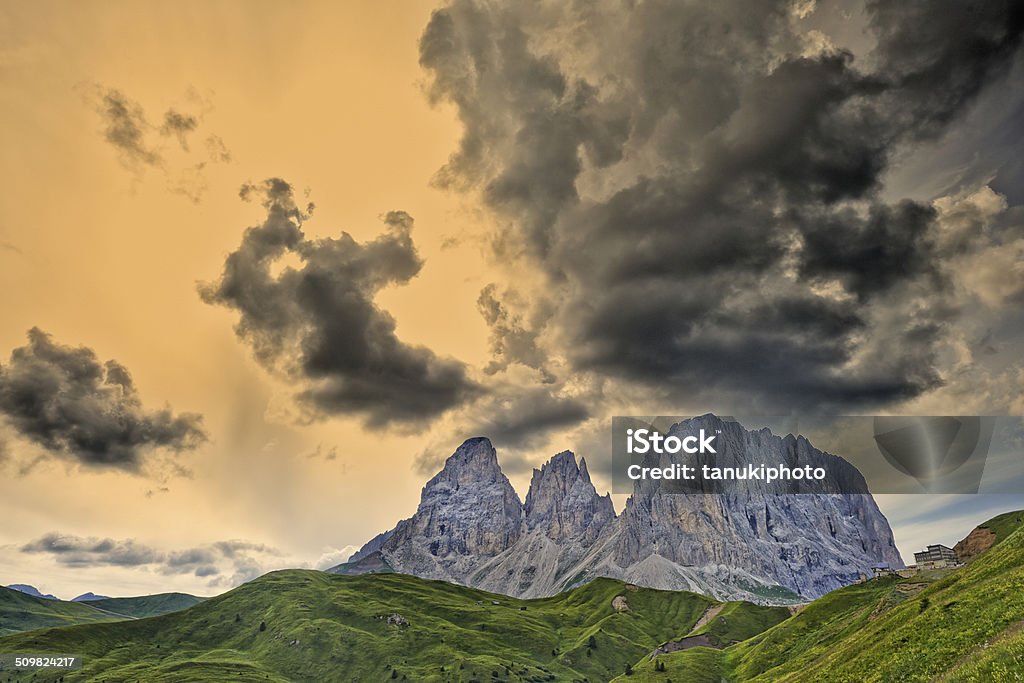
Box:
871;563;894;578
914;544;957;568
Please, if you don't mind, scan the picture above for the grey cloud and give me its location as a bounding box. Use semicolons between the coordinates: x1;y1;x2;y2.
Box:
200;179;482;429
466;386;589;453
0;328;207;471
90;86;231;196
205;135;232;163
159;108;199;151
21;534;163;568
422;0;1024;412
477;284;553;382
410;385;591;476
21;533;283;585
94;87;161;169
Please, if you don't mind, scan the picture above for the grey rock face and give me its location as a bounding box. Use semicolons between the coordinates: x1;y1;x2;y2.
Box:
334;417;903;602
346;437;524;584
523;451;615;543
471;449;617;598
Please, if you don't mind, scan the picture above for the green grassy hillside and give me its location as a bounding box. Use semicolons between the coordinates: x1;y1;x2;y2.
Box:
976;509;1024;547
8;510;1024;682
614;509;1024;682
0;587;123;636
0;571;729;682
689;602;791;648
84;593;204;619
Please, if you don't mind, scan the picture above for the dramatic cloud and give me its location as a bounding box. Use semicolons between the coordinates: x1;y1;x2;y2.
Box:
477;284;553;382
200;179;482;428
419;0;1024;412
0;328;206;471
20;533;285;586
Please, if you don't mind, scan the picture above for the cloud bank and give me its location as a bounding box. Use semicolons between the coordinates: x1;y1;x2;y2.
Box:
418;0;1024;415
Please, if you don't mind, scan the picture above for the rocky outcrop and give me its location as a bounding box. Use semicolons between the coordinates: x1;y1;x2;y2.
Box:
470;450;616;597
954;526;997;562
342;437;523;585
332;416;903;602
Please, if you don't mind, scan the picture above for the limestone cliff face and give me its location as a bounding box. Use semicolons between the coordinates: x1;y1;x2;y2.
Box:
588;415;904;599
523;451;615;543
349;437;523;583
471;450;617;598
333;417;903;602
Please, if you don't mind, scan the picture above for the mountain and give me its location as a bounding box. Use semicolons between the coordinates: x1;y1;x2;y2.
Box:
0;569;774;682
71;592;109;602
336;415;902;601
5;584;58;600
0;586;122;636
346;437;525;586
0;587;205;638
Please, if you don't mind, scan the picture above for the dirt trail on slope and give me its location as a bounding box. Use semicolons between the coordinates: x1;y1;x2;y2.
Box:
688;603;724;634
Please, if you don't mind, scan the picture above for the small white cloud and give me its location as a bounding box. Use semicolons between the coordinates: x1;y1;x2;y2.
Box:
313;545;361;570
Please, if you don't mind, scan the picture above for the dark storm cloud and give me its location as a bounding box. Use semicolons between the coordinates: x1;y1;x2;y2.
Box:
94;87;161;169
467;387;589;452
0;329;207;471
477;284;553;382
21;533;283;582
200;179;481;428
159;108;199;151
419;0;1024;411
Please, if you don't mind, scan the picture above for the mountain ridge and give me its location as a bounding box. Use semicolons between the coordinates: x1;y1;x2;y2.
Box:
334;414;903;601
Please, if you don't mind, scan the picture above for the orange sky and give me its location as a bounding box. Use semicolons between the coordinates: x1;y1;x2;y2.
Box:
0;0;516;597
2;0;1023;598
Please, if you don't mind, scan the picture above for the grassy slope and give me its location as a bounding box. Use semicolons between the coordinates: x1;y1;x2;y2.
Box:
772;520;1024;683
0;572;720;682
976;509;1024;548
10;511;1023;682
0;587;122;636
612;602;790;682
85;593;204;619
689;602;791;648
616;510;1024;683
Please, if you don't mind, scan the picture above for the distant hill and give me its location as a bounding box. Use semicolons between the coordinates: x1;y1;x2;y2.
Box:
0;587;204;638
5;584;57;600
85;592;204;619
71;592;109;602
0;586;121;636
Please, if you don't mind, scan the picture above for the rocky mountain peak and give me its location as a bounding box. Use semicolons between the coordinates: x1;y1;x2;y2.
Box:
524;450;615;542
338;416;903;603
428;437;502;487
